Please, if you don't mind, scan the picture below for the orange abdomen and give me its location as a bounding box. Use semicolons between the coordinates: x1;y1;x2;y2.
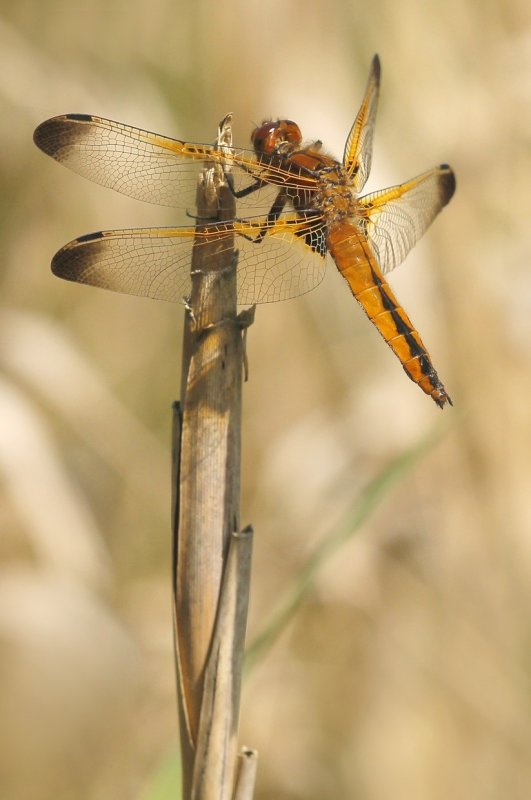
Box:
327;221;451;408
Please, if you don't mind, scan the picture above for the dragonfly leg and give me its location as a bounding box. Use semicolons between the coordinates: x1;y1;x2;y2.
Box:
185;208;219;222
239;192;287;244
226;173;267;199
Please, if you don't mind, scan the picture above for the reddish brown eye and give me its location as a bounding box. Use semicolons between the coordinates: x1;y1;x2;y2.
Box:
251;119;302;155
251;122;278;154
280;120;302;146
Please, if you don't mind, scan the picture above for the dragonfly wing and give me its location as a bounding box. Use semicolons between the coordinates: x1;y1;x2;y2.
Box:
343;55;380;193
34;114;298;213
51;214;328;305
359;164;456;273
236;214;327;304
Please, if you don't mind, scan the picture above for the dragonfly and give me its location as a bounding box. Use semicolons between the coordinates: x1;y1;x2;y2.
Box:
34;55;455;407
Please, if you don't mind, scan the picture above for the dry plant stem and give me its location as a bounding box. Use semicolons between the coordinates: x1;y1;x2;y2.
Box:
172;116;255;800
233;748;259;800
193;527;253;799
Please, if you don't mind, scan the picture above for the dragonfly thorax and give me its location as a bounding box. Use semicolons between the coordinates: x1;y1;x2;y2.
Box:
316;169;359;226
285;149;359;226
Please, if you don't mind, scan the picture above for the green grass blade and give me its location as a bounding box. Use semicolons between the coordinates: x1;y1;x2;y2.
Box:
140;746;182;800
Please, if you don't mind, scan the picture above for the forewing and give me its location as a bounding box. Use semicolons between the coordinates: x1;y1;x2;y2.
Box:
359;164;456;273
33;114;303;214
343;55;380;192
51;214;327;305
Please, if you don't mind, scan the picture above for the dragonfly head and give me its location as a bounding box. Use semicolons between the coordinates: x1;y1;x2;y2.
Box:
251;119;302;156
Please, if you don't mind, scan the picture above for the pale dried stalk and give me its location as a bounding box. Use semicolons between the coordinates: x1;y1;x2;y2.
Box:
192;527;253;799
172;116;255;800
233;748;259;800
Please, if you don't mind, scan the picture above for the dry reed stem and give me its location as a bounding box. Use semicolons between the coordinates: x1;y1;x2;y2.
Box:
233;748;259;800
172;116;255;800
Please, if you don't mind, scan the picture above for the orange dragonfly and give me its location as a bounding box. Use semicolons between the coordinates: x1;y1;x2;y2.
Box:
34;55;455;407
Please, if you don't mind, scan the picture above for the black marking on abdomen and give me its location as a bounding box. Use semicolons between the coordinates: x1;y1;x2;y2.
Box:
372;268;430;373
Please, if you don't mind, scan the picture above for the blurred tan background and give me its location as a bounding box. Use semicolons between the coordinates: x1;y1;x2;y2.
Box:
1;0;530;798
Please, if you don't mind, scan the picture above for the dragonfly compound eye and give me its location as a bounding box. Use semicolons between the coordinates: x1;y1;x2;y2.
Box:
251;119;302;155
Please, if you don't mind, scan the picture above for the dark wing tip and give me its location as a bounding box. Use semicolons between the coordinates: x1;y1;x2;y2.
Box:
371;54;381;78
51;232;103;281
33;118;57;153
51;249;70;280
51;243;75;280
34;114;92;155
439;164;456;205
